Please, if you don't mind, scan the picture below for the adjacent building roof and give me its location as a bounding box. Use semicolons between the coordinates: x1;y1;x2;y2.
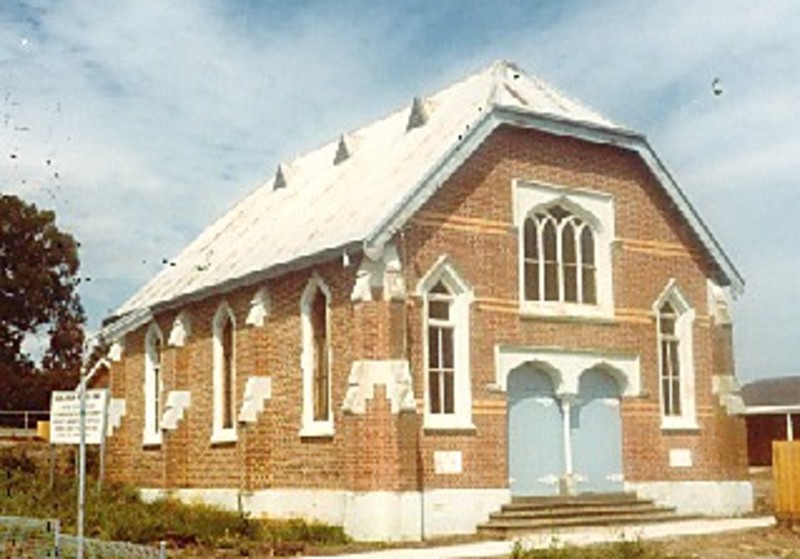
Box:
104;60;744;337
741;377;800;413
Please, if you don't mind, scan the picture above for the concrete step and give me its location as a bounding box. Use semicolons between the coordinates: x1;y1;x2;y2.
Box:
478;511;695;539
500;498;656;514
477;493;690;539
490;502;670;521
510;491;640;506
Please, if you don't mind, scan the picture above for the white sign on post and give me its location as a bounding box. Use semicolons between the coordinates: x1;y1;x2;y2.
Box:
50;389;110;445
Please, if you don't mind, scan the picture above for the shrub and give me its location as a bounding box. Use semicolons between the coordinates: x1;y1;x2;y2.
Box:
0;463;348;550
509;538;691;559
0;448;37;474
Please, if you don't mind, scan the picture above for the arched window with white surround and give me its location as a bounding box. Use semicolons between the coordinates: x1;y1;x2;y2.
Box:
143;322;164;446
654;281;697;430
212;303;237;442
514;180;614;319
523;205;596;305
417;256;475;430
300;275;333;437
658;300;681;416
427;280;456;415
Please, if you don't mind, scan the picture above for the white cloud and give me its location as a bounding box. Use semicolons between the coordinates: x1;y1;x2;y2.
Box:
2;0;798;379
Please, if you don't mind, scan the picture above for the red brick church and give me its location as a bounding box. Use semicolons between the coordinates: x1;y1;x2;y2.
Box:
98;61;751;541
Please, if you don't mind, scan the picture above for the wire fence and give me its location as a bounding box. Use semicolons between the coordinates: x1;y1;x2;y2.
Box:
0;515;55;558
0;410;49;431
59;534;165;559
0;515;166;559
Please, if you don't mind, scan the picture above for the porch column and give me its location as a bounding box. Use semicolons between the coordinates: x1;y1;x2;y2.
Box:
787;413;794;441
559;393;577;495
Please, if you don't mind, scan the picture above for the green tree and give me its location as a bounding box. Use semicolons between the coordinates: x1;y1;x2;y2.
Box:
0;194;85;413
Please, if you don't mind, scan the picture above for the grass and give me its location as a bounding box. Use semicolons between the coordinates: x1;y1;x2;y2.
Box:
0;447;348;552
510;538;693;559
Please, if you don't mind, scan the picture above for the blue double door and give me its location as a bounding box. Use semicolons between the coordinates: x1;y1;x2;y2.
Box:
507;364;623;496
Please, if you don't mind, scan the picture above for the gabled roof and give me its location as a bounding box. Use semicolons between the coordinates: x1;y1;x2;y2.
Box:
107;60;743;332
741;377;800;413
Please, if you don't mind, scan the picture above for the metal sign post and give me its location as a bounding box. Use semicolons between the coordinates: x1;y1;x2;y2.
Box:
77;367;86;559
98;389;109;493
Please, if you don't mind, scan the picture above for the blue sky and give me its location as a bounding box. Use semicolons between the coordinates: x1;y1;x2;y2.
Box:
2;0;798;382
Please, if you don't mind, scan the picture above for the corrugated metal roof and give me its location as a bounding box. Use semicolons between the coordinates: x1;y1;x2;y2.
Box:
741;377;800;409
108;60;742;327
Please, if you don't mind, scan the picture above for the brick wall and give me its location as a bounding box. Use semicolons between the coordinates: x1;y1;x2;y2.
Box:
103;123;749;494
399;125;747;486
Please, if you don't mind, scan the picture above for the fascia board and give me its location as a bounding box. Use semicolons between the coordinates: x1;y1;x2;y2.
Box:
500;106;744;294
85;357;112;385
630;142;745;295
366;105;744;295
105;241;364;330
100;307;153;343
742;405;800;416
365;109;497;254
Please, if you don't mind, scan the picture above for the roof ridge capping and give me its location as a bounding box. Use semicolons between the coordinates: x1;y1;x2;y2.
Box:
488;59;516;105
487;59;620;130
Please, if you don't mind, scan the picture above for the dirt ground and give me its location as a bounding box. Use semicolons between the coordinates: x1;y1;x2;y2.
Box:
177;524;800;558
655;525;800;559
648;467;799;559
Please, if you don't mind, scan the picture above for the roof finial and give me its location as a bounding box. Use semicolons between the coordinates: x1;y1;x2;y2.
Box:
274;163;289;190
334;134;352;165
406;97;431;131
488;61;508;106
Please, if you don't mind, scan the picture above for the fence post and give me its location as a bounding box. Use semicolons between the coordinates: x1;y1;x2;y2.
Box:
49;443;56;491
53;519;61;558
159;540;167;559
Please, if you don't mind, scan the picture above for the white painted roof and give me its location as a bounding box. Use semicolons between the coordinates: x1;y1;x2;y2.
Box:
110;60;741;325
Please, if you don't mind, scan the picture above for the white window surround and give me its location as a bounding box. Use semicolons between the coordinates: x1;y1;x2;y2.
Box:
143;322;164;447
211;302;237;444
417;256;475;431
654;280;698;431
300;274;334;438
513;179;614;320
494;345;641;398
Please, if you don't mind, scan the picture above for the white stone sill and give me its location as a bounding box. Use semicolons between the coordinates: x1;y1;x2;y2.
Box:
423;417;477;433
142;432;162;448
518;302;615;324
660;418;701;432
299;421;335;439
210;428;238;445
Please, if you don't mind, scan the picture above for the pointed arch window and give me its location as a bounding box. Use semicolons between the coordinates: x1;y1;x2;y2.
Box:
221;317;235;429
658;301;682;417
300;275;333;437
523;205;597;305
212;303;237;443
143;322;164;446
427;280;456;415
654;282;698;430
514;181;614;320
311;292;330;422
418;256;475;431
